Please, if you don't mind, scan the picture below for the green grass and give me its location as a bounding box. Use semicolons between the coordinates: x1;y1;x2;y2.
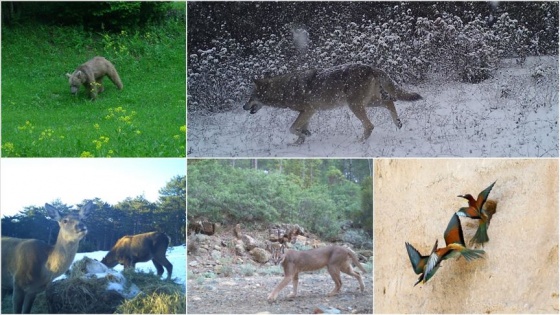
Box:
1;7;186;157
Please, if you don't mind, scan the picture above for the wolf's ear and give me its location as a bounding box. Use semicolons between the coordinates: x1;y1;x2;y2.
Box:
74;70;85;79
253;78;264;86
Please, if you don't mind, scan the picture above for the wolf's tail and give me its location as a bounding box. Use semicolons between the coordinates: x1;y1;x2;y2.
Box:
374;69;422;101
349;250;367;273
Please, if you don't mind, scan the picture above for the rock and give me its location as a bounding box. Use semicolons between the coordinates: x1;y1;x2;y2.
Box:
249;248;270;263
211;250;222;260
235;242;245;256
242;234;258;250
214;265;223;274
314;305;341;314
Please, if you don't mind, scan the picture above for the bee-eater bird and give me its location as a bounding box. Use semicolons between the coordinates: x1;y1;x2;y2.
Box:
456;181;497;245
405;240;439;286
422;213;485;284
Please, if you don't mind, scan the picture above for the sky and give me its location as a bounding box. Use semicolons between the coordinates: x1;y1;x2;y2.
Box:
0;158;186;217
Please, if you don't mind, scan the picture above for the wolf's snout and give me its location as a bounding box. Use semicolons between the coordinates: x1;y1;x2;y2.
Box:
243;102;257;114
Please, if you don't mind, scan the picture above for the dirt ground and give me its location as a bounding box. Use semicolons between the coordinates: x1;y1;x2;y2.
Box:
187;272;373;314
374;159;559;313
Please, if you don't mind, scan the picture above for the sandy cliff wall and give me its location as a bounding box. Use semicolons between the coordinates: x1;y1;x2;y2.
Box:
374;159;558;313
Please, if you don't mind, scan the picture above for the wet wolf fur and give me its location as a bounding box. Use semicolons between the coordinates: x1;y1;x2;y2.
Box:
66;57;123;99
101;231;172;279
244;63;422;145
267;245;366;302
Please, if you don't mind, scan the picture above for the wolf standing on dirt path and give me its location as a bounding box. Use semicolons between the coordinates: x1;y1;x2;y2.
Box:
244;63;422;145
267;245;367;302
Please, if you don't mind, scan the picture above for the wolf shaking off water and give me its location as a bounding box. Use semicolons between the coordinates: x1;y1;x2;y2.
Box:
244;63;422;145
66;57;123;100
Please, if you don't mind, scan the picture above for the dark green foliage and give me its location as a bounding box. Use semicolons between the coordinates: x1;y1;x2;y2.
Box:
359;176;373;236
2;2;178;31
187;160;372;240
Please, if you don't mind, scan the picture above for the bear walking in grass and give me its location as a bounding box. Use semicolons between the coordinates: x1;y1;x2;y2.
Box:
66;57;123;100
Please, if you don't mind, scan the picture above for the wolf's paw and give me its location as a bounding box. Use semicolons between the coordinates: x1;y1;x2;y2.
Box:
289;136;305;146
327;290;340;297
267;293;276;303
362;128;374;141
301;129;311;136
396;119;403;129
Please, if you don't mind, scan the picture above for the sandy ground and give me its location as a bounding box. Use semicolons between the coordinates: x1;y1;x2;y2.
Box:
374;159;558;313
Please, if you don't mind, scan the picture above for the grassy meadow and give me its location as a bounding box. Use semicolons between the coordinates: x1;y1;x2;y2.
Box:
1;3;186;157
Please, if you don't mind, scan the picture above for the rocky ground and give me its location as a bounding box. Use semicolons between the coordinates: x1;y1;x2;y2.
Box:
187;273;372;314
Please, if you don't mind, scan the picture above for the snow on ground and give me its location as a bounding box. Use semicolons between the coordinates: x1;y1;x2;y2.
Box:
188;56;558;157
55;245;186;286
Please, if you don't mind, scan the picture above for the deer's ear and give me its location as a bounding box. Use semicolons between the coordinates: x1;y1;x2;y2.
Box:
80;201;94;218
45;204;62;221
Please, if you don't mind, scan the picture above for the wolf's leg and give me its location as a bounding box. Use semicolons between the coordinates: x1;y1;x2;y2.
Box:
267;275;292;302
96;78;105;94
348;104;374;140
289;110;315;145
340;261;365;292
287;273;299;298
326;265;343;296
300;122;311;137
106;64;124;89
381;100;402;128
87;82;98;100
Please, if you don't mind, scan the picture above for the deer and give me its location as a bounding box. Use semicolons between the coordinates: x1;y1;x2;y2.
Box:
1;201;93;313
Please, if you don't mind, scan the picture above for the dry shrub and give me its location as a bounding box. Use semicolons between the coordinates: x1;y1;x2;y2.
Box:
116;292;186;314
116;269;186;313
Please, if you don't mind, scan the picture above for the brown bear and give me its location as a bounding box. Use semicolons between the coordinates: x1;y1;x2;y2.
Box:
66;57;123;100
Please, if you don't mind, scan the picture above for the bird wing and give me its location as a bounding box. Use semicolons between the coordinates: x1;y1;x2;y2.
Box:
405;242;425;275
456;206;481;219
444;213;466;246
475;180;496;210
423;249;442;283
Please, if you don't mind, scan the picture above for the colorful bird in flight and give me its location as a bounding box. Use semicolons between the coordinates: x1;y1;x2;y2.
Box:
421;213;486;284
456;181;497;245
405;240;439;286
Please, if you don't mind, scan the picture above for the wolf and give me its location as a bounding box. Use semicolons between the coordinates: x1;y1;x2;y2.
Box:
66;57;123;100
244;63;422;145
267;245;366;302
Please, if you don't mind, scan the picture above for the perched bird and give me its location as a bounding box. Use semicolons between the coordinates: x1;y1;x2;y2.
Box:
405;240;439;286
422;213;485;284
456;181;497;245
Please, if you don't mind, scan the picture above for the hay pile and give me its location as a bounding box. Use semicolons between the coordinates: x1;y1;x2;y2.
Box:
46;257;129;313
46;277;125;313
